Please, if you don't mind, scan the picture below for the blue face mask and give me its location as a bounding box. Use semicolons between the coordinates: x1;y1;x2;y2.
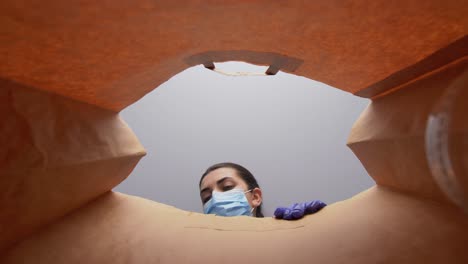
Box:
203;189;253;217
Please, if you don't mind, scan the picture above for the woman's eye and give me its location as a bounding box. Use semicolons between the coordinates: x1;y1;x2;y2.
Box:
203;196;211;204
223;185;234;191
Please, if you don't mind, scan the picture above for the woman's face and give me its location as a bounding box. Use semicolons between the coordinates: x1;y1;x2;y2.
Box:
199;167;261;209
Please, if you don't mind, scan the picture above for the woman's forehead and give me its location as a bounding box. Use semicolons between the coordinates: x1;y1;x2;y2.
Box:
201;168;243;189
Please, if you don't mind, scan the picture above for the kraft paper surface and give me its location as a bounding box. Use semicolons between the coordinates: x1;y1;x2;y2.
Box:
348;59;468;202
1;187;467;264
0;0;467;261
0;82;146;251
1;0;466;110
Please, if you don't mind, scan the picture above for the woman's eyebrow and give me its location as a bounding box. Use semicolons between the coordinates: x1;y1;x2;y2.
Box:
216;177;231;185
200;177;234;195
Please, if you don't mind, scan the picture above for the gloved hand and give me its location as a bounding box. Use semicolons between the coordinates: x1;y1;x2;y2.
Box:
274;200;326;220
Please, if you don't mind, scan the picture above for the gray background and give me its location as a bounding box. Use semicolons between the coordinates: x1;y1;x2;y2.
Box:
114;62;374;216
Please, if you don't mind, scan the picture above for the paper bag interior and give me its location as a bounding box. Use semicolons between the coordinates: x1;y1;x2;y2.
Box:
1;1;467;263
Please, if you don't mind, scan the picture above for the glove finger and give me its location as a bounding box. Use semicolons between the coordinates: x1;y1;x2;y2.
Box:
282;208;295;220
274;207;288;219
292;202;305;219
284;203;304;220
304;200;327;214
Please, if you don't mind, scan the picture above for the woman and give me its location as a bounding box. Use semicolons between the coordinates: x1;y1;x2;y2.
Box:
199;162;264;217
199;162;326;219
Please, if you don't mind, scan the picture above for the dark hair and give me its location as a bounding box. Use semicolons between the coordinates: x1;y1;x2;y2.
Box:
199;162;264;218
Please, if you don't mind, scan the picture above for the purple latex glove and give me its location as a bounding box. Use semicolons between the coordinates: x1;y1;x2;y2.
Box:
274;200;326;220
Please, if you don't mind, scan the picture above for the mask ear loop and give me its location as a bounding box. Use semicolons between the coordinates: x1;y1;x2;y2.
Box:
244;189;256;216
